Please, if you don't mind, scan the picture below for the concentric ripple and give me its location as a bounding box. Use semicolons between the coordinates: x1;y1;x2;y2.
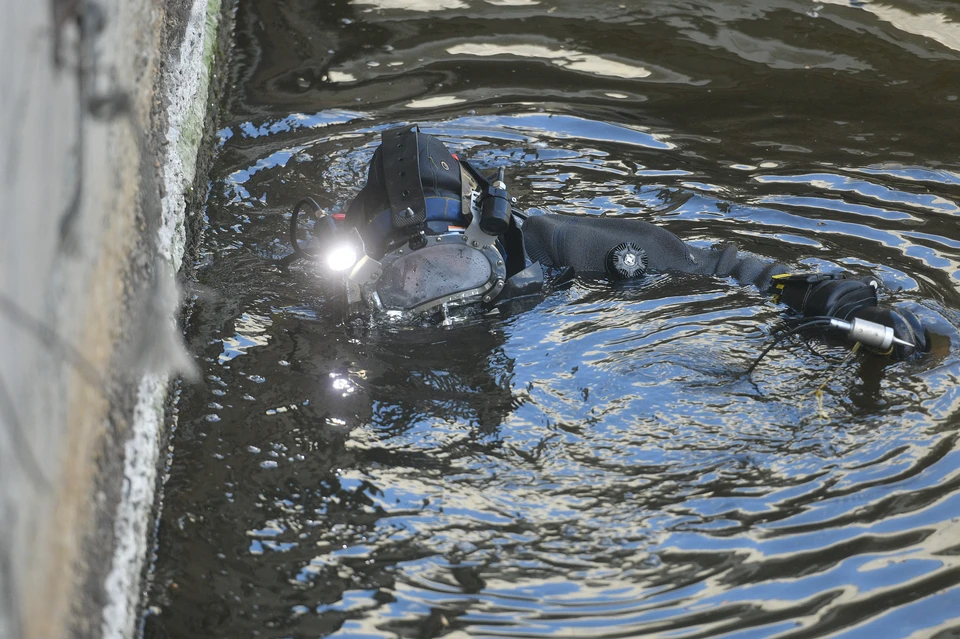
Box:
146;1;960;637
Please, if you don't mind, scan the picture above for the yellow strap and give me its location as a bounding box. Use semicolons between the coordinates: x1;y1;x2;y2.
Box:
770;273;795;303
809;342;860;416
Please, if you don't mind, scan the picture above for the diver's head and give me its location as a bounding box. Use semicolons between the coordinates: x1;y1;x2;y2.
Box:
315;125;531;320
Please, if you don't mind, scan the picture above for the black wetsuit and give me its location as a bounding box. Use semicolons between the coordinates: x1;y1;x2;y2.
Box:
522;214;787;291
336;125;928;358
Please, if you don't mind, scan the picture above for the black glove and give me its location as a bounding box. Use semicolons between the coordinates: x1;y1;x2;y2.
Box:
772;273;929;359
773;272;878;320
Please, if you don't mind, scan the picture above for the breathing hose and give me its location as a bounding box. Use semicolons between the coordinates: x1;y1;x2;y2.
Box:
288;196;324;261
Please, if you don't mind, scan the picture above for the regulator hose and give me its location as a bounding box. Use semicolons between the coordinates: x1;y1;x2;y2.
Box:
288;196;324;261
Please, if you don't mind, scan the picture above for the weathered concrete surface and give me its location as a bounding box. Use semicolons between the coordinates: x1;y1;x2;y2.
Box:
0;0;230;637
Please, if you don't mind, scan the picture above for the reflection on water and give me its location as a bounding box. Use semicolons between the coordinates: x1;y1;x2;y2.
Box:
145;0;960;637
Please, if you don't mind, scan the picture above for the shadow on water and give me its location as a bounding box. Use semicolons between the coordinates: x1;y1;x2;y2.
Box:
145;0;960;637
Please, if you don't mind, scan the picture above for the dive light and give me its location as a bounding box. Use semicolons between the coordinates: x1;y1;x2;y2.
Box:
326;244;358;272
309;211;360;272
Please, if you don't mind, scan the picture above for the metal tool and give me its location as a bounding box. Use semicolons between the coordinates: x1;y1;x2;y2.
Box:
829;317;914;351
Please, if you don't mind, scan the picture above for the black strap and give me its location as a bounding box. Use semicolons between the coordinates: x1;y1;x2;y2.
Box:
381;125;427;229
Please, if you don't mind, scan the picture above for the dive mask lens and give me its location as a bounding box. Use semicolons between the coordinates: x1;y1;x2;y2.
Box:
376;243;493;311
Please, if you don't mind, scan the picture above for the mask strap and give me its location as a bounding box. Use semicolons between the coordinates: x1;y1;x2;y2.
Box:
381;125;427;230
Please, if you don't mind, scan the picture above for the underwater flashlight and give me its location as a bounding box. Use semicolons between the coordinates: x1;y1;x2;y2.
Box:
829;317;915;351
326;244;358;272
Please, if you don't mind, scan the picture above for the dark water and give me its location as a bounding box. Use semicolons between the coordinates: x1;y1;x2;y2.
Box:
145;1;960;637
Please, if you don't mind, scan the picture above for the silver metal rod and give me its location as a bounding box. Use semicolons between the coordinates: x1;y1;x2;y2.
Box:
828;317;914;350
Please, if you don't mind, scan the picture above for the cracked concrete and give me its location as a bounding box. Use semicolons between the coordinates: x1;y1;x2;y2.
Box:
0;0;231;637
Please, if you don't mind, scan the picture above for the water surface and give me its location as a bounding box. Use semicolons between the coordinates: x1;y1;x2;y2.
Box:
145;1;960;637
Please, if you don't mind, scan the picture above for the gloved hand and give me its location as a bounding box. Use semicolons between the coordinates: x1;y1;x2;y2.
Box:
772;273;929;359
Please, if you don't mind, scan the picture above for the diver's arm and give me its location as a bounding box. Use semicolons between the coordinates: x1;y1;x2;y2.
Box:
682;247;929;358
521;214;927;357
679;245;929;359
686;243;788;291
521;214;789;289
771;273;929;358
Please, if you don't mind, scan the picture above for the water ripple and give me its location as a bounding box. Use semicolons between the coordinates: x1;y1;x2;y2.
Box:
147;1;960;637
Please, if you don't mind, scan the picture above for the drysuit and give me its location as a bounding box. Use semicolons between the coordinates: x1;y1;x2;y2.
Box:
330;125;927;358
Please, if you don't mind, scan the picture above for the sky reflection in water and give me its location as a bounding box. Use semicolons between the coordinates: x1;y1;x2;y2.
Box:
146;0;960;637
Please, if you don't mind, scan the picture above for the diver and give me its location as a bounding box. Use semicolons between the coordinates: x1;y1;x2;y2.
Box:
286;125;930;362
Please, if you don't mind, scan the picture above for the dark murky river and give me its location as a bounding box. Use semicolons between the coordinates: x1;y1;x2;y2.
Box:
145;1;960;637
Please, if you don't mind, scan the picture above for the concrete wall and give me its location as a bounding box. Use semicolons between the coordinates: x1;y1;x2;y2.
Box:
0;0;229;637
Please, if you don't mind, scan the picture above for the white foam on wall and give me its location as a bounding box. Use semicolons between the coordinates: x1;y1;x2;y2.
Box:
100;374;163;639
